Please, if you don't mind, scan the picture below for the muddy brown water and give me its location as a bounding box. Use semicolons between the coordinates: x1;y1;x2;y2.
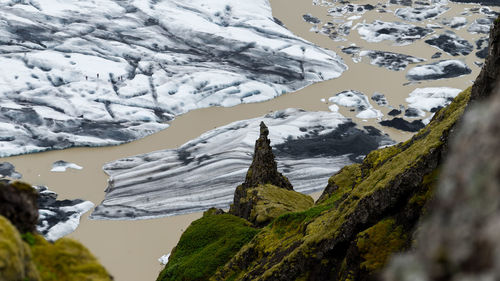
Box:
3;0;496;280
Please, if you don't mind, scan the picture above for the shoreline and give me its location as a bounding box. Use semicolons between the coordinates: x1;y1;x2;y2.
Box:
2;0;497;280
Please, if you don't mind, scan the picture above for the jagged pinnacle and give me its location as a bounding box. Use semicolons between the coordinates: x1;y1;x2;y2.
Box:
242;122;293;190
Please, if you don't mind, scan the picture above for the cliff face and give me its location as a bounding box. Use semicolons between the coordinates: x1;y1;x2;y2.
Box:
212;86;469;281
383;27;500;281
470;17;500;100
161;14;500;281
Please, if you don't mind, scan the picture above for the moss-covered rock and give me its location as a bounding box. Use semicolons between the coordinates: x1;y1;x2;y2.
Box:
30;235;112;281
157;212;259;281
356;218;407;272
212;87;471;281
243;184;313;226
230;122;295;222
0;216;40;281
384;19;500;279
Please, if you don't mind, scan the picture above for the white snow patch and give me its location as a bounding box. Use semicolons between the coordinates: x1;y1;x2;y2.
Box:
158;253;171;265
406;87;462;112
51;161;83;172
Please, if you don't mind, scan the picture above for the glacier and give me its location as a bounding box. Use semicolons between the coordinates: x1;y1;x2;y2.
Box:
91;108;393;220
0;0;346;157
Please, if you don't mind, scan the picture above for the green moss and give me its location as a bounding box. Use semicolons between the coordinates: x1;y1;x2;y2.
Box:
157;213;259;281
21;233;36;247
30;235;112;281
0;216;40;281
356;218;407;271
249;184;314;225
363;145;402;171
409;168;440;207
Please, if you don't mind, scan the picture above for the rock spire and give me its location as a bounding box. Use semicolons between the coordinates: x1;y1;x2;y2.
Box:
242;122;293;190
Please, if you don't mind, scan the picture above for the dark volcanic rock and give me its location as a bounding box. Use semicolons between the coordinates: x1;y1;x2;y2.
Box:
380;118;425;132
230;122;293;220
471;17;500;100
242;122;293;190
0;180;38;233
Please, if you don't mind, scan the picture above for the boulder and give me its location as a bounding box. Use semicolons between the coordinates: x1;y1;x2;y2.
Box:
0;181;38;233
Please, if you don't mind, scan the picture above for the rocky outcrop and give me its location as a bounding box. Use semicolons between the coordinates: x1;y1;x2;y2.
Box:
234;184;313;227
161;15;500;281
471;17;500;100
230;122;294;221
0;181;38;233
213;86;471;280
383;71;500;281
242;122;293;190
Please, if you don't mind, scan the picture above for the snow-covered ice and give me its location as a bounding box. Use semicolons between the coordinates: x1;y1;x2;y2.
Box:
0;0;347;157
91;108;393;219
450;0;499;7
424;32;473;56
357;20;434;46
405;87;462;112
475;37;489;59
468;17;495;34
159;253;171;265
329;90;383;119
359;50;425;71
303;14;321;24
34;185;94;241
0;162;22;179
372;92;390;107
406;60;471;81
441;17;468;29
394;5;450;22
51;160;83;172
328;4;375;17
